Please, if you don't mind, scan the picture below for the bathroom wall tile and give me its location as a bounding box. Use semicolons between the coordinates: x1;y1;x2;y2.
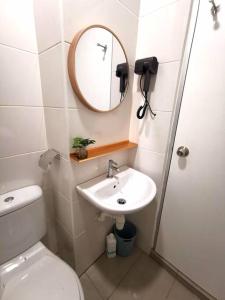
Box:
43;217;58;254
140;0;177;17
0;45;43;106
71;150;129;187
56;221;75;268
73;192;113;238
0;151;44;194
64;42;85;109
0;107;47;158
80;274;103;300
0;0;37;52
136;0;191;63
129;147;165;188
33;0;61;53
137;111;172;154
50;157;73;200
44;108;69;157
150;61;180;111
86;248;141;299
55;192;73;235
62;0;138;65
69;102;131;151
74;221;113;275
118;0;140;16
39;44;65;108
109;253;175;300
128;199;159;253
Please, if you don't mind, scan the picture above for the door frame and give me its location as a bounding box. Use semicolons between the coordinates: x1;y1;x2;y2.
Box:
152;0;200;250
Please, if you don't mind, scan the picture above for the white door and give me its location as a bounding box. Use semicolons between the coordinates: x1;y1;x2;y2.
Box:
156;1;225;299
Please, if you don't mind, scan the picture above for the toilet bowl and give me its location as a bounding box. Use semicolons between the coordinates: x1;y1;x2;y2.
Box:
0;185;84;300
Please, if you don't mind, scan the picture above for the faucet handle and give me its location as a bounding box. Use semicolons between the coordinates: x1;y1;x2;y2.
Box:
109;159;118;166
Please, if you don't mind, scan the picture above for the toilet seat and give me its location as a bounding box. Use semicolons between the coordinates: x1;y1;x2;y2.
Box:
0;242;84;300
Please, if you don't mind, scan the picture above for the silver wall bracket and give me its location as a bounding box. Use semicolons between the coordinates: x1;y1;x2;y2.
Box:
39;149;60;171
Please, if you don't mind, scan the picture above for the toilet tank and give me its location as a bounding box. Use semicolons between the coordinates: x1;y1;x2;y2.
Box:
0;185;46;265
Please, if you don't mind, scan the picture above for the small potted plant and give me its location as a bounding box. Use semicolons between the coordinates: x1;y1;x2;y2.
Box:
72;137;96;159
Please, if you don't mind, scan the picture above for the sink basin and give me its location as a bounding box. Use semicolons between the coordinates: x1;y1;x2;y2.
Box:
76;166;157;214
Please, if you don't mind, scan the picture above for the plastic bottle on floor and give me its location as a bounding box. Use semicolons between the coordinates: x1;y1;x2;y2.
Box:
106;233;117;258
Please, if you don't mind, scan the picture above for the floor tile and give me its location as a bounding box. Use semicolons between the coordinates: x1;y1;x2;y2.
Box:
109;253;175;300
167;280;200;300
80;273;103;300
86;248;141;299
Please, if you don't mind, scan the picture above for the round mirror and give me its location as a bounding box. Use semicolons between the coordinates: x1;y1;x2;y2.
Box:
68;25;129;112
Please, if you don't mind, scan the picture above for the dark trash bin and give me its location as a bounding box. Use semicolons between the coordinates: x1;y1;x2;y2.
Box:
113;221;136;257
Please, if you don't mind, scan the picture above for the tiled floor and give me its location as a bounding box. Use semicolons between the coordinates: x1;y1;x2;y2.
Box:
80;248;200;300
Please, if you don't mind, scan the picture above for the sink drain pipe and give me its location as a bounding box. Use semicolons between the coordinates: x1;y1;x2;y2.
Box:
98;212;125;230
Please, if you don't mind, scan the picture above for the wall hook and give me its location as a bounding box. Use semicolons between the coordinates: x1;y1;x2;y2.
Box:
97;43;107;60
209;0;219;16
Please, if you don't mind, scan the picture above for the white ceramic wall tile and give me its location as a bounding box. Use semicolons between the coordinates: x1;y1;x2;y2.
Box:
69;102;131;151
0;107;47;158
128;200;159;253
44;108;69;157
136;0;192;62
64;42;84;109
0;151;44;194
73;192;113;238
62;0;138;65
50;157;72;200
140;0;177;17
0;45;43;106
55;192;73;234
150;61;180;111
74;220;113;275
33;0;61;53
137;111;172;154
0;0;37;52
56;221;75;268
72;150;129;187
39;44;65;108
118;0;140;16
129;147;165;187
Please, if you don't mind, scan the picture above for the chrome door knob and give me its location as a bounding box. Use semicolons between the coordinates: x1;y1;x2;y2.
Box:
177;146;189;157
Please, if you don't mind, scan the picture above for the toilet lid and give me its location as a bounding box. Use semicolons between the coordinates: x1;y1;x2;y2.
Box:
1;254;82;300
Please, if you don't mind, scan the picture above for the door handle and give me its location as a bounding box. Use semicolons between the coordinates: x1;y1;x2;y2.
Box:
177;146;189;157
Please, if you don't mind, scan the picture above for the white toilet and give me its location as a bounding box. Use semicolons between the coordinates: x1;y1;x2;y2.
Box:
0;185;84;300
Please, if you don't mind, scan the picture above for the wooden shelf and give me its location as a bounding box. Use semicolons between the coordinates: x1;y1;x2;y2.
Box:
70;140;137;163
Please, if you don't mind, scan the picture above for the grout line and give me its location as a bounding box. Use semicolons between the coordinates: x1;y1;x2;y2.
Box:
0;42;37;54
0;149;45;160
136;146;166;156
84;273;105;300
116;0;139;18
165;276;177;299
107;249;142;299
0;105;43;108
38;41;61;55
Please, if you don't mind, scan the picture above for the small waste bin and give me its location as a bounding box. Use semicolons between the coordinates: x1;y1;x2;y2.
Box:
113;221;136;257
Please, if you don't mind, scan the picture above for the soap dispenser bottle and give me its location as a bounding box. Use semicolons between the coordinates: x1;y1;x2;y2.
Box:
106;233;117;258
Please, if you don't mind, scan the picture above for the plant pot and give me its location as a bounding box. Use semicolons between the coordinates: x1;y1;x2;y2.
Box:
76;147;88;159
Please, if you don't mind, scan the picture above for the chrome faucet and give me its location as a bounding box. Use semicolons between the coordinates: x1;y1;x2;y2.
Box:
107;160;120;178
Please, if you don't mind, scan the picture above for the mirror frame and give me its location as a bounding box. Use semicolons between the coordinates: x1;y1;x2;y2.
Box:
68;25;129;113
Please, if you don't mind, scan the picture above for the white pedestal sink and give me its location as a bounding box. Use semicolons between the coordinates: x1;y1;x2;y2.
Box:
76;166;157;215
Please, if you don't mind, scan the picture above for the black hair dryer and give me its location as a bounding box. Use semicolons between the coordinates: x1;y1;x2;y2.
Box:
134;57;158;119
116;63;128;94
